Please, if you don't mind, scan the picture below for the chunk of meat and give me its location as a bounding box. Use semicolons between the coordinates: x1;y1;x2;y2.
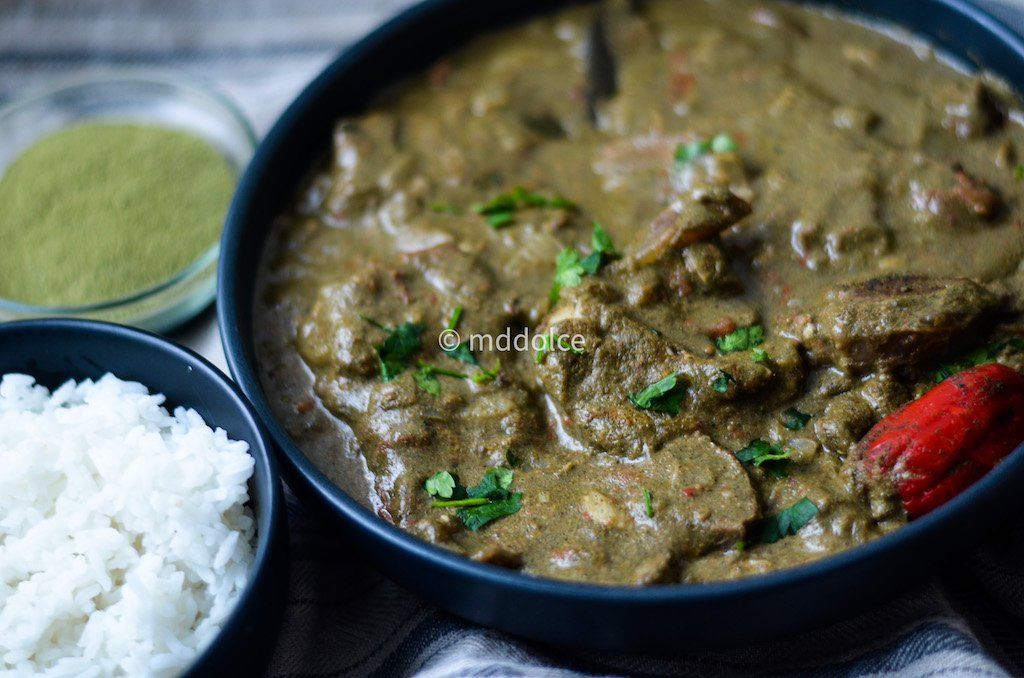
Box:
631;190;752;265
325;114;400;220
405;243;495;309
814;275;1002;375
466;433;758;585
672;150;753;202
535;281;784;456
297;265;421;377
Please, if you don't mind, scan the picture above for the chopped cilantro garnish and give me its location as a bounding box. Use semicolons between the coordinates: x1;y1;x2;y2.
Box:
643;488;654;518
424;471;457;499
710;133;739;153
487;211;515;229
933;337;1024;383
735;439;792;478
414;360;468;395
751;347;770;364
712;372;734;393
757;498;819;544
457;493;523;531
716;324;765;355
429;201;461;215
505;450;521;468
782;407;812;430
675;133;738;166
628;373;687;416
472;186;576;229
428;467;523;531
1016;164;1024;182
591;222;616;257
535;334;585;364
675;139;711;165
472;193;517;215
550;249;586;305
432;497;490;508
471;362;502;383
467;467;514;500
549;223;617;304
360;316;425;382
442;306;477;366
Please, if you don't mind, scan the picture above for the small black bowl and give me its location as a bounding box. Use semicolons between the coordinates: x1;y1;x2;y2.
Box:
0;319;287;675
220;0;1024;651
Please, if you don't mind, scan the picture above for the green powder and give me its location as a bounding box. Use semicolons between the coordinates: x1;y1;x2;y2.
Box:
0;123;236;306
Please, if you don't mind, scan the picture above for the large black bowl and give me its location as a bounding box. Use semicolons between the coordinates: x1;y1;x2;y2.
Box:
220;0;1024;650
0;319;288;674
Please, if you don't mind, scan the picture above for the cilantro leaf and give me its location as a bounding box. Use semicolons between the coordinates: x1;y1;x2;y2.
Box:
675;133;738;167
472;193;517;215
467;467;514;500
535;334;585;364
414;361;468;395
413;368;441;395
675;139;711;165
643;488;654;518
735;439;791;478
710;133;739;153
549;224;617;304
751;347;770;364
424;471;457;499
716;325;765;355
933;337;1024;383
628;374;687;415
471;362;501;383
591;222;616;256
428;467;523;531
472;186;577;229
487;211;515;229
361;317;425;382
442;307;478;366
550;248;586;304
757;498;819;544
712;372;734;393
457;492;523;531
782;407;811;430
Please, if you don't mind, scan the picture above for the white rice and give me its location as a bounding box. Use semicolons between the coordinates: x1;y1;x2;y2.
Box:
0;373;256;677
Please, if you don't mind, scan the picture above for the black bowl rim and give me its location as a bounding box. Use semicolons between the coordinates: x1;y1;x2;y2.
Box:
0;317;286;669
219;0;1024;606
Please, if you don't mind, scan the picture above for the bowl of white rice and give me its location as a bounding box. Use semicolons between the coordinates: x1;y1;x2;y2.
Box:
0;319;287;677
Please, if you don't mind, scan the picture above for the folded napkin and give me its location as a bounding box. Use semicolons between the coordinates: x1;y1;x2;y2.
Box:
3;1;1024;675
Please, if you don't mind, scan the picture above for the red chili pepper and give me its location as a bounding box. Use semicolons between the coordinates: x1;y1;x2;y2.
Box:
856;363;1024;518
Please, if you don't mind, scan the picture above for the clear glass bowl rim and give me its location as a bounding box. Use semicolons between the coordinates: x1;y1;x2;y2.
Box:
0;69;256;315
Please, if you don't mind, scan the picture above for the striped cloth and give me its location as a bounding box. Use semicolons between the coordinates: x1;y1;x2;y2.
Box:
4;1;1024;676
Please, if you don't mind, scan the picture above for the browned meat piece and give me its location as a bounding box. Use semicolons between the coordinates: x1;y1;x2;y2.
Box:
813;275;1003;375
631;190;751;265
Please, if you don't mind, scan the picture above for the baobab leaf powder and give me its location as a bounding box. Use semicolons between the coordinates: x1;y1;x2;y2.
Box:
0;123;235;307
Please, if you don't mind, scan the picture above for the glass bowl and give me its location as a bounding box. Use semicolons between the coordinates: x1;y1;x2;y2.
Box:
0;71;256;333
